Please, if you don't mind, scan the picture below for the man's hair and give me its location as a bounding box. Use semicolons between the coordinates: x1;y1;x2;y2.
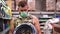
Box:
18;1;27;7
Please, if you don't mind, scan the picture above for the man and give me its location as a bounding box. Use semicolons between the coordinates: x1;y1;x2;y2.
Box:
9;1;41;34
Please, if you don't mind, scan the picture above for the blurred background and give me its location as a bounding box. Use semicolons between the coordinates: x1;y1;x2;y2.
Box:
0;0;60;34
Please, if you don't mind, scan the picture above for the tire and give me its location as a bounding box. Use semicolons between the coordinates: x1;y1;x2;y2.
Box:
13;23;37;34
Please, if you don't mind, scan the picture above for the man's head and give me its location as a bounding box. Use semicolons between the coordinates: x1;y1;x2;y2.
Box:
18;1;28;11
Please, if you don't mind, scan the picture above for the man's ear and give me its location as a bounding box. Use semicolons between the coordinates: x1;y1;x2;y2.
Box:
18;7;22;11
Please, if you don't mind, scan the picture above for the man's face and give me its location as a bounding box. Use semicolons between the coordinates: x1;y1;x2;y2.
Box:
19;5;28;11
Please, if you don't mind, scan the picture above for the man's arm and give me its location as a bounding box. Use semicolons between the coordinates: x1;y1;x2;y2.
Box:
31;15;41;34
9;18;14;34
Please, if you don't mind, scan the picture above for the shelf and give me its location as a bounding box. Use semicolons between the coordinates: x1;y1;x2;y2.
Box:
56;12;60;14
40;26;44;29
39;20;47;22
0;14;11;20
0;15;11;20
40;17;52;18
0;16;11;19
40;12;55;14
12;12;19;15
28;12;40;15
40;23;45;25
28;11;59;15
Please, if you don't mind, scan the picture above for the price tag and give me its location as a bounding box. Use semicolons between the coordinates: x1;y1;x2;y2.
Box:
43;15;48;18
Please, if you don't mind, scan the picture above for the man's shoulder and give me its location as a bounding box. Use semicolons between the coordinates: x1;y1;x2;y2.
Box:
30;15;38;19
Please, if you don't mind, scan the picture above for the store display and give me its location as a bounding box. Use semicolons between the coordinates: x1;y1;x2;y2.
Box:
0;0;12;19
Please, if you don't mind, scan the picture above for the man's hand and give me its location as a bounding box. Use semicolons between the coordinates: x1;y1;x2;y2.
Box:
9;17;14;34
50;23;60;28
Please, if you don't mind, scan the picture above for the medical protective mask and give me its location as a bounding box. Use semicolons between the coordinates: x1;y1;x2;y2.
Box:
19;11;28;18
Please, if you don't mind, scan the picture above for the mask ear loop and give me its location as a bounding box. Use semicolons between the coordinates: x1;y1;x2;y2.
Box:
26;10;29;16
